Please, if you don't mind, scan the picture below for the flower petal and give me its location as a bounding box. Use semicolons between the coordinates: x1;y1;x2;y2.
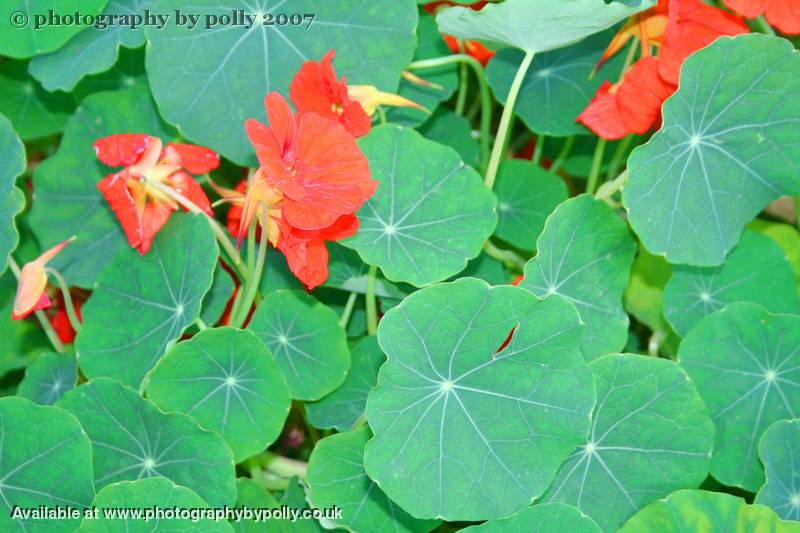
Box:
169;171;214;215
723;0;769;19
765;0;800;34
616;56;676;134
93;134;151;167
137;201;174;255
12;238;73;320
163;143;220;174
97;172;144;250
577;82;631;140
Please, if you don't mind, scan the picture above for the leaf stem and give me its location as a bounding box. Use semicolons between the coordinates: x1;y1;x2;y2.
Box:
339;291;358;329
144;178;248;282
605;134;634;182
483;240;527;272
44;267;81;333
532;134;545;166
549;136;575;174
8;257;65;353
408;54;492;171
230;207;268;328
262;453;308;479
366;265;378;335
585;138;607;194
455;61;469;116
753;15;776;35
484;50;535;189
195;318;208;331
596;169;629;206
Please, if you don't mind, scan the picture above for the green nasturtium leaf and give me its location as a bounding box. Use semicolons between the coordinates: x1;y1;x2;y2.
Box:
543;354;714;530
364;278;595;521
0;113;25;275
494;160;567;251
307;427;439;533
72;46;148;103
324;243;409;299
0;60;74;141
463;503;601;532
146;327;291;463
57;378;236;506
436;0;653;53
618;490;800;533
259;246;304;294
0;397;95;532
279;478;325;533
30;87;176;287
486;30;625;137
624;34;800;266
0;272;49;374
757;419;800;521
29;0;154;92
248;290;350;401
664;230;800;336
145;0;418;165
750;219;800;286
200;264;235;326
232;478;280;533
17;352;78;406
0;0;108;59
623;245;672;333
417;109;480;169
79;477;233;532
77;214;218;389
386;14;457;127
520;195;636;360
452;252;509;285
344;124;498;286
306;336;385;431
679;303;800;491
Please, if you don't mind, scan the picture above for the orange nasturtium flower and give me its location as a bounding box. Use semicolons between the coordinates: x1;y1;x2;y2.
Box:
217;92;377;290
725;0;800;35
12;238;74;320
289;50;426;139
94;134;220;254
578;0;748;140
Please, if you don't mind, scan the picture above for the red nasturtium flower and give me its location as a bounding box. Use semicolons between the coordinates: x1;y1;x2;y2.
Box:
725;0;800;35
12;238;74;320
221;92;376;290
94;134;219;254
578;0;748;140
50;293;83;344
424;1;497;66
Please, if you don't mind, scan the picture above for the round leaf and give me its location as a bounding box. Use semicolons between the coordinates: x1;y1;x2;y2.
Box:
463;503;601;533
436;0;653;53
307;427;439;533
0;397;94;532
0;272;49;374
79;477;233;532
146;327;291;462
306;336;385;431
664;230;800;336
29;0;154;92
248;290;350;401
623;246;672;333
542;354;714;530
0;113;25;275
493;160;567;251
57;378;236;506
200;264;235;326
145;0;418;165
520;194;636;360
17;352;78;406
0;1;108;58
324;243;408;299
344;124;498;286
0;60;74;141
624;34;800;266
757;419;800;521
486;30;624;137
417;110;480;169
679;303;800;491
618;490;799;533
77;214;218;388
29;87;177;287
232;478;280;533
365;278;595;521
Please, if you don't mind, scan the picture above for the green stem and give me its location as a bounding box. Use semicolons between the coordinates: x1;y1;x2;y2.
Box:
483;240;527;272
455;62;469;116
8;257;65;353
796;197;800;231
605;134;634;182
549;136;575;175
753;15;776;35
532;135;545;166
45;267;81;333
408;54;492;172
585;138;607;195
246;213;256;277
145;178;248;282
366;265;378;336
596;169;629;204
262;453;308;479
377;106;387;125
485;50;534;189
195;318;208;331
230;208;268;328
339;291;358;329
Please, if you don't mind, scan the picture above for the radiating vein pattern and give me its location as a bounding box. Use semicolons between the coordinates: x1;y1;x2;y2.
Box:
624;34;800;266
364;278;594;521
543;354;714;531
757;419;800;521
679;302;800;491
